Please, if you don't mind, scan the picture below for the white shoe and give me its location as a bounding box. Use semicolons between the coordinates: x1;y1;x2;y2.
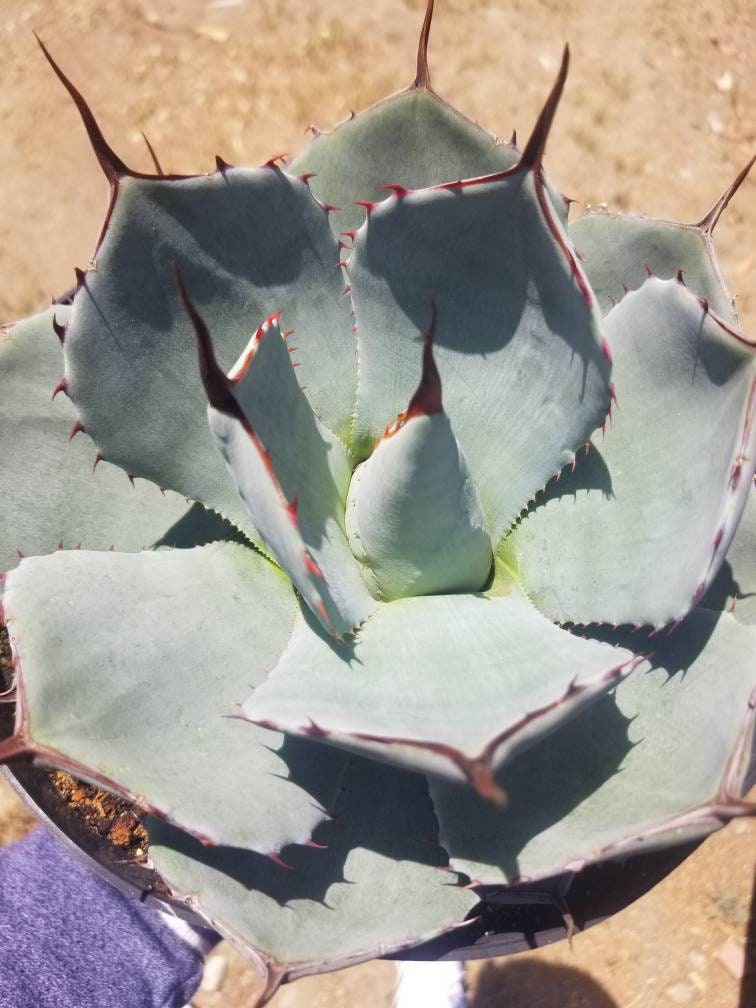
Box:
394;961;467;1008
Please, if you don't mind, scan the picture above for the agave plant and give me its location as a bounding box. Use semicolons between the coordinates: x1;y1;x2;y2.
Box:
1;0;755;998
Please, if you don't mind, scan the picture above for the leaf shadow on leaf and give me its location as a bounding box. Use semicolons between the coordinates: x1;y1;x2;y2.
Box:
150;501;250;550
148;756;458;910
434;694;633;883
434;612;724;883
71;257;247;508
692;313;746;388
361;176;604;402
294;598;361;662
150;169;309;292
521;440;613;517
101;172;310;347
703;558;753;615
364;189;529;356
269;734;349;815
587;606;719;676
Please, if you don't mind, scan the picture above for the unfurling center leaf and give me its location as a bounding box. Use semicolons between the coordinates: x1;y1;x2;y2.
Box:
346;308;493;600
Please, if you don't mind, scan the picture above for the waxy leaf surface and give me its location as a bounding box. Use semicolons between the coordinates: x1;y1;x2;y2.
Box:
347;169;611;541
704;486;756;626
291;86;570;237
208;316;376;636
149;756;477;979
571;210;738;323
3;544;347;853
64;168;356;535
431;609;756;884
346;410;492;601
511;278;756;627
243;593;638;794
0;308;188;572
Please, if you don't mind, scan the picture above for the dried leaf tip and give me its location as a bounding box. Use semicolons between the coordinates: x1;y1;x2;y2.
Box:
141;132;164;176
413;0;435;90
693;155;755;235
173;264;240;418
34;33;133;185
379;304;442;442
519;44;570;172
406;302;443;419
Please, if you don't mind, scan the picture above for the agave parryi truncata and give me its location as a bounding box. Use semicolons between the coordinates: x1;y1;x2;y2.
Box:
0;1;754;1000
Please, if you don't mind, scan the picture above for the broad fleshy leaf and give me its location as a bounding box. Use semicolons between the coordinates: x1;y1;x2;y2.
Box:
0;308;189;573
289;0;568;238
64;167;356;536
148;757;477;983
242;593;640;800
202;311;376;636
571;210;739;323
347;167;612;542
571;159;753;322
510;277;756;627
1;544;348;854
430;609;756;884
290;88;567;238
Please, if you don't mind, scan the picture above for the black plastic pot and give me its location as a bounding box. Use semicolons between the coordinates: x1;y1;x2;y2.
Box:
4;750;753;961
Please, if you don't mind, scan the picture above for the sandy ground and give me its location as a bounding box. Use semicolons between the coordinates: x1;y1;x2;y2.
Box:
2;0;755;327
1;0;755;1006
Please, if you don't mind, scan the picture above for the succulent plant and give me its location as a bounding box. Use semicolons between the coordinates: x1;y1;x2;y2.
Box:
1;0;755;998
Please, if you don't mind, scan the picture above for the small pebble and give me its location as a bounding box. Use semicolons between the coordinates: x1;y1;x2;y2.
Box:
194;24;230;43
665;982;693;1004
706;112;724;135
715;71;733;92
688;970;705;993
716;936;746;979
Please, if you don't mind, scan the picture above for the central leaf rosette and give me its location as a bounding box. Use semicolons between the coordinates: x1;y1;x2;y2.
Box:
180;273;495;633
172;257;647;802
345;308;493;601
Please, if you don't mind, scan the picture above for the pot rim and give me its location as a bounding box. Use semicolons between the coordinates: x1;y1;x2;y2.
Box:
1;759;736;963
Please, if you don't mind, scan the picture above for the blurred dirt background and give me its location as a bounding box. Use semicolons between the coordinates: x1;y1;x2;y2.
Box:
2;0;755;328
1;0;755;1005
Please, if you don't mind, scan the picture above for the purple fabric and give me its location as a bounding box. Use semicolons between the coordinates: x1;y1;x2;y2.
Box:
0;828;206;1008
